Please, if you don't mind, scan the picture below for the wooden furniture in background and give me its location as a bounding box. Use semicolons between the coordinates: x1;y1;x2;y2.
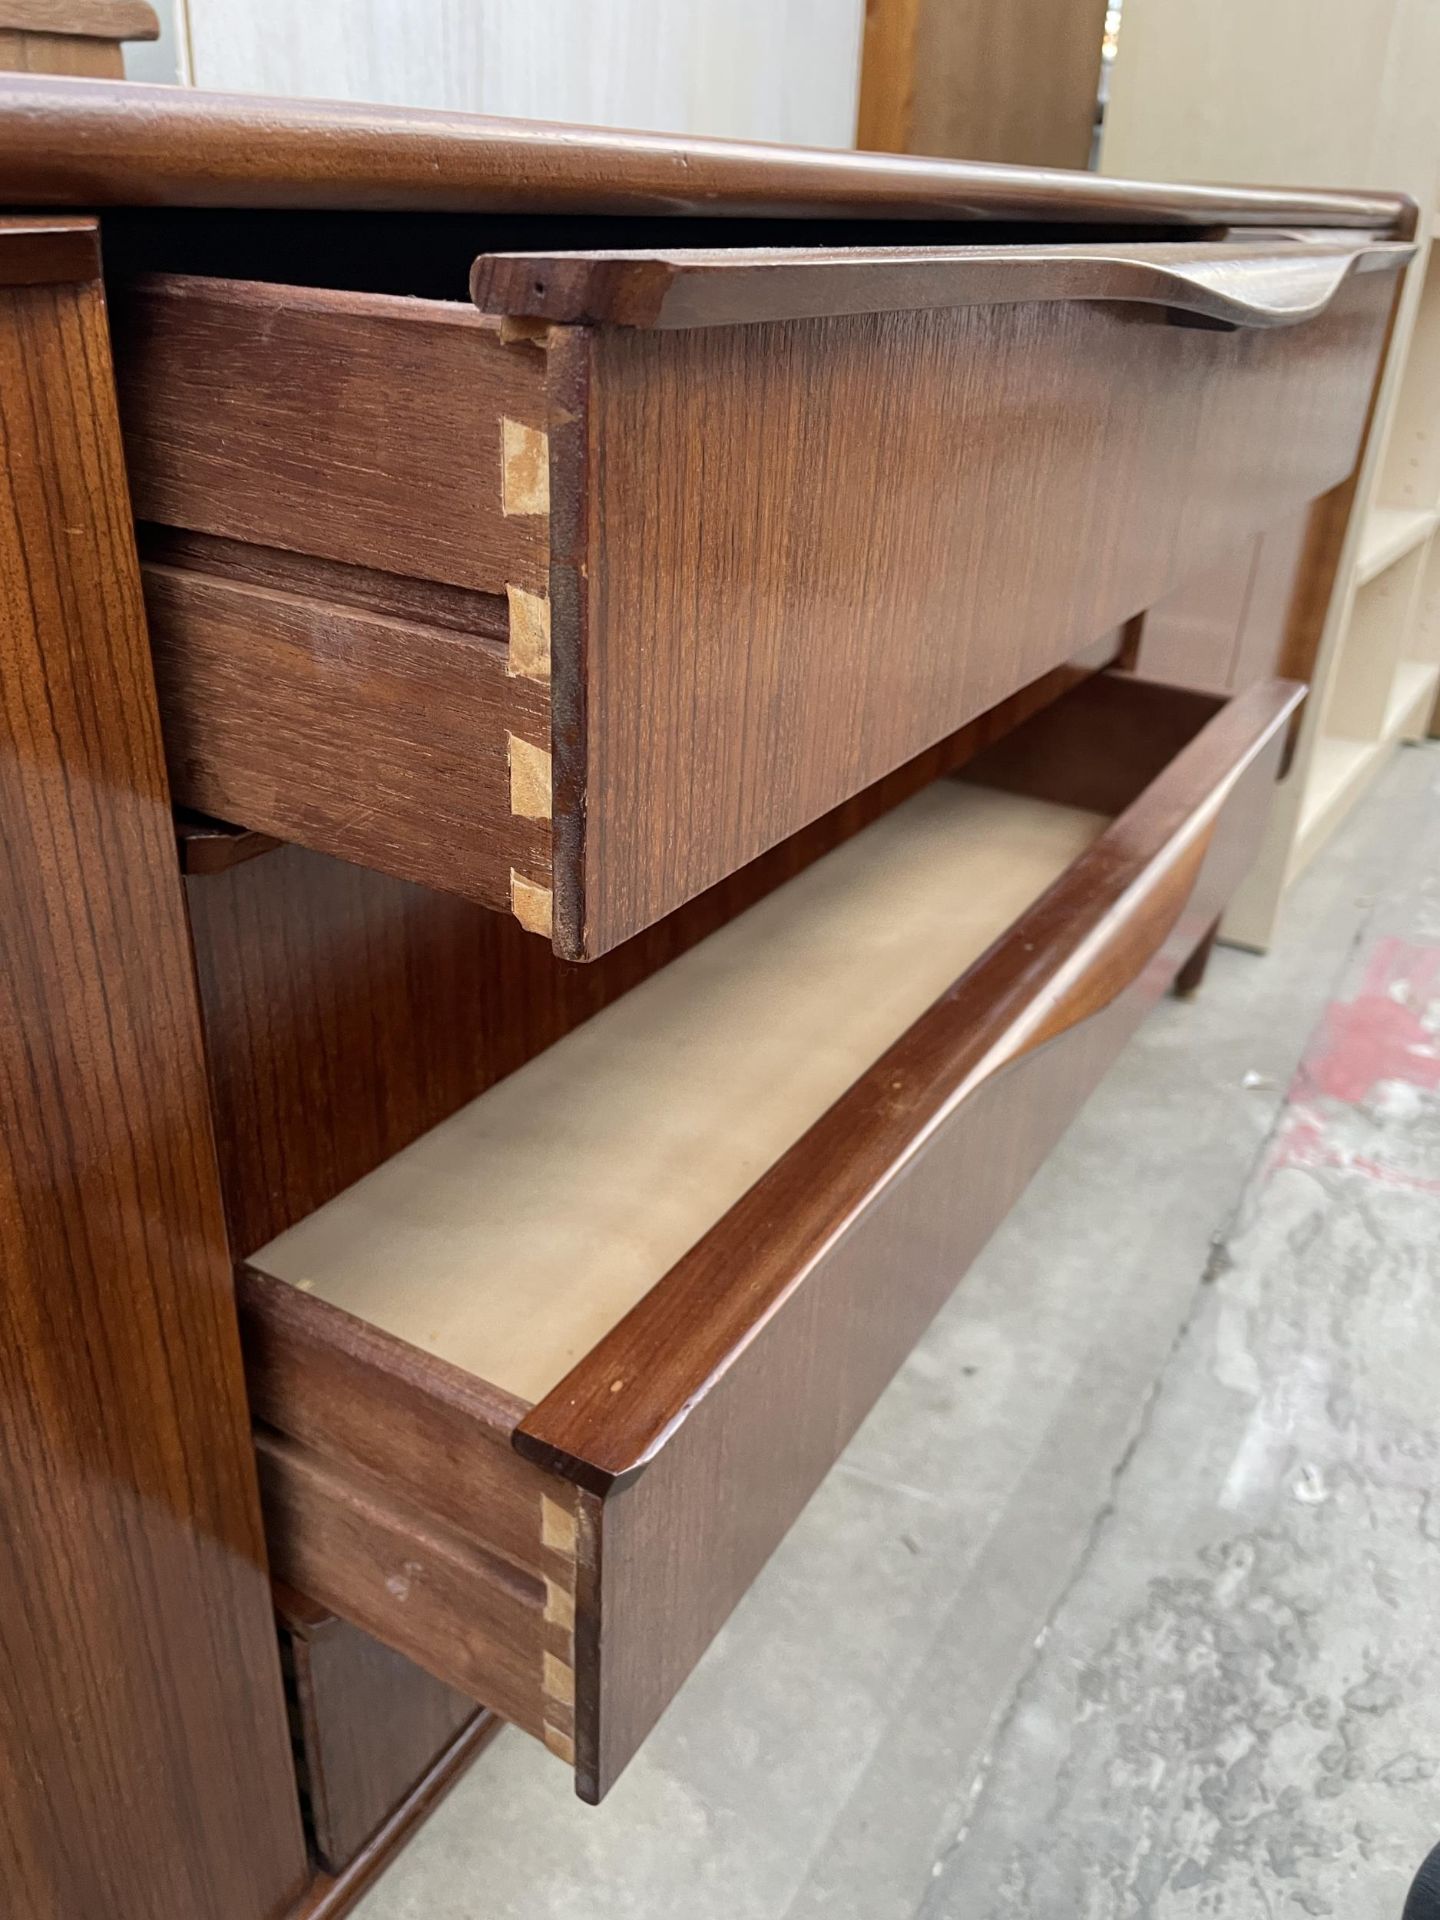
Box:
857;0;1108;168
0;0;157;75
0;76;1411;1912
1103;0;1440;946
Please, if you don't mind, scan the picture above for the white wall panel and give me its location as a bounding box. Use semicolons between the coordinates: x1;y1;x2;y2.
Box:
177;0;864;148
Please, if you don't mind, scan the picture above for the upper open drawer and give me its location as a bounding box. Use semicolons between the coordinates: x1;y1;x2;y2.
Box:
113;234;1404;957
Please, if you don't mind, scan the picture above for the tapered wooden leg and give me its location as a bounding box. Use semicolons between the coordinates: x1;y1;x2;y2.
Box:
0;220;308;1919
1174;913;1223;997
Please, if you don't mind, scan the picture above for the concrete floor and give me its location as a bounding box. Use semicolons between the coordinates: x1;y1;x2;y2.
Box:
356;741;1440;1920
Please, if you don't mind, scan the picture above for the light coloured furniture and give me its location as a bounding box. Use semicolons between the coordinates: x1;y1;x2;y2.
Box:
1103;0;1440;947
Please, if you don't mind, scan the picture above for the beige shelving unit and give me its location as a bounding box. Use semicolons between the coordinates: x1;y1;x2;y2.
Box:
1102;0;1440;947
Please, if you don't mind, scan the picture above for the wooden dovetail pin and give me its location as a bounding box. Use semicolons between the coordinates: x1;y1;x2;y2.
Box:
510;870;554;940
506;585;551;683
508;733;552;820
539;1495;577;1763
501;418;550;516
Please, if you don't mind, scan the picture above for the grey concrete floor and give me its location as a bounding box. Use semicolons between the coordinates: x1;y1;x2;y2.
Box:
356;742;1440;1920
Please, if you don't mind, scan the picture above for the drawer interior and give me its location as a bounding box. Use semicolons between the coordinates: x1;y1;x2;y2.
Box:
234;669;1247;1424
251;777;1106;1405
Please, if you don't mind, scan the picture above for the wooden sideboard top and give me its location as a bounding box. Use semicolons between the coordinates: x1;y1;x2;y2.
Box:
0;75;1414;234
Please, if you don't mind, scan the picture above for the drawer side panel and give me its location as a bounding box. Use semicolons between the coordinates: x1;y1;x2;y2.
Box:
145;560;551;914
111;275;550;597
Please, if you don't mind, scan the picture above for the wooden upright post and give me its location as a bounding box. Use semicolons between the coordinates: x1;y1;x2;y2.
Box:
0;217;308;1919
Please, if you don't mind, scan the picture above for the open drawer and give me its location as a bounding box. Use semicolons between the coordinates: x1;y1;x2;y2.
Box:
115;233;1402;958
237;670;1301;1804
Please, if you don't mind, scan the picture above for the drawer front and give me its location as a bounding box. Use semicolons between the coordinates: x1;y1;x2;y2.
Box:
240;675;1301;1803
117;240;1399;959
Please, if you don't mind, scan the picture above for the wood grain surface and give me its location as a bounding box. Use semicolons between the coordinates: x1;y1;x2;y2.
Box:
143;552;551;914
241;1266;549;1578
112;274;549;597
559;269;1387;954
0;219;307;1919
254;1430;560;1746
0;74;1412;231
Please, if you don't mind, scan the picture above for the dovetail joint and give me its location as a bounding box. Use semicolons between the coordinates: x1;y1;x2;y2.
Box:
501;417;550;517
543;1650;575;1708
510;871;553;939
540;1495;578;1556
539;1491;578;1770
506;584;551;683
544;1576;576;1632
508;732;552;821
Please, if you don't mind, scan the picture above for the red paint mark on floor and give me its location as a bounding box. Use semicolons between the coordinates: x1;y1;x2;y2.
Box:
1263;936;1440;1194
1266;1107;1440;1194
1292;936;1440;1106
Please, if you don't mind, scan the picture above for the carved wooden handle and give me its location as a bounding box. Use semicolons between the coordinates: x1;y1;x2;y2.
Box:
471;238;1412;331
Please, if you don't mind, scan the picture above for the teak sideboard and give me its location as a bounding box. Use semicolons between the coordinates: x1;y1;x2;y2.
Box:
0;75;1413;1919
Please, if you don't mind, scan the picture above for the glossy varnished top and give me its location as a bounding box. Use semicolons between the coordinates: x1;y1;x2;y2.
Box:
0;76;1414;232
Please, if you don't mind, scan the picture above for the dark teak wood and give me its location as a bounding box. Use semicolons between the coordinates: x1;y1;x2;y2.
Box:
0;218;307;1919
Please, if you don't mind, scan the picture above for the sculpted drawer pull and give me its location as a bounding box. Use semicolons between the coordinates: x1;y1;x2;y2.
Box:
470;238;1414;332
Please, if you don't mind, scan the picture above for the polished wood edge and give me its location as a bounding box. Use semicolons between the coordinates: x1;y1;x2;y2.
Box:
175;808;281;875
470;238;1414;331
0;211;97;282
239;1263;532;1441
515;677;1305;1493
290;1709;501;1920
0;77;1413;230
0;1;158;39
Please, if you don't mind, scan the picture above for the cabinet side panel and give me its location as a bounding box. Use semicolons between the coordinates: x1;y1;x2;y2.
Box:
0;236;307;1918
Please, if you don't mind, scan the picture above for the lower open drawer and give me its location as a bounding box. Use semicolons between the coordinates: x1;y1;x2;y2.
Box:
238;672;1300;1803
